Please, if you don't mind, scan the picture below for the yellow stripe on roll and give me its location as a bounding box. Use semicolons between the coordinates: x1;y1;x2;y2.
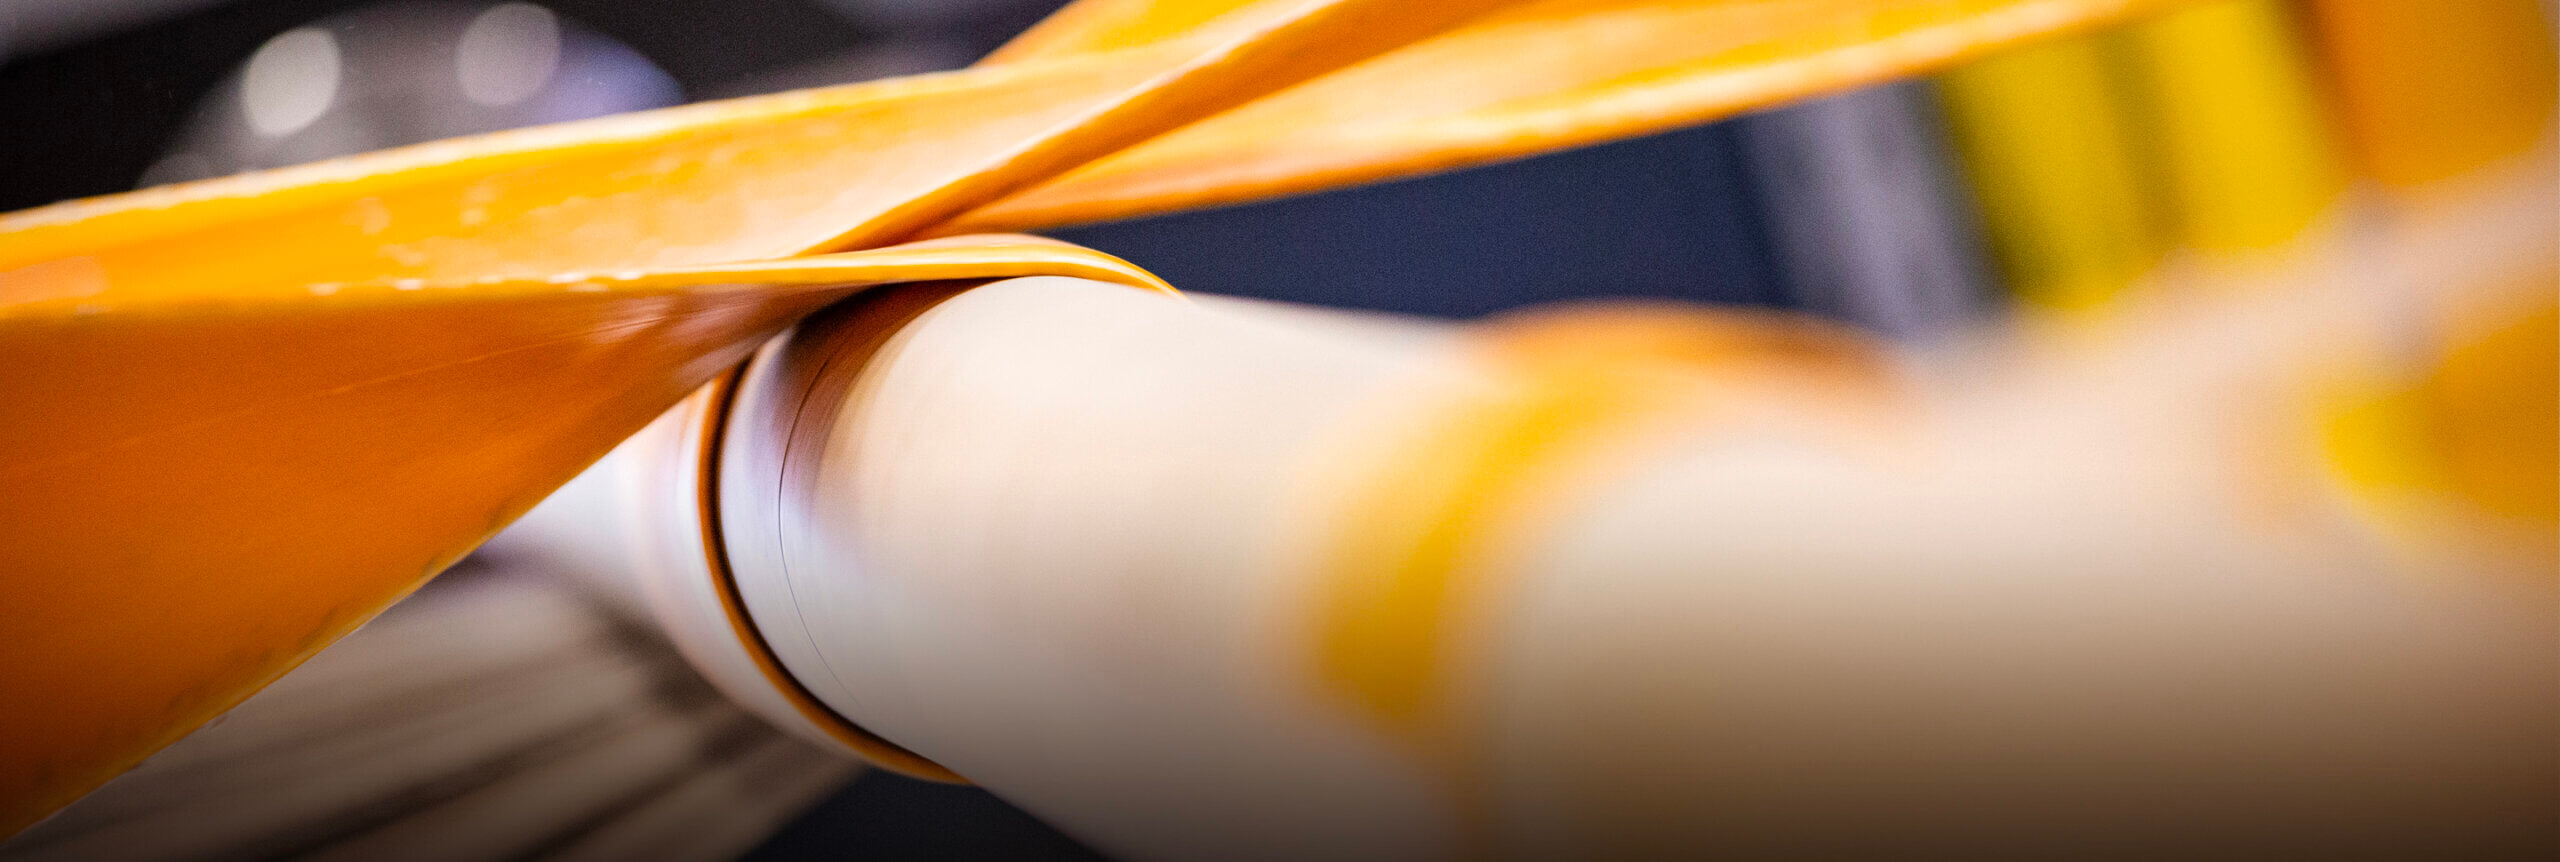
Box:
2317;276;2558;577
1310;308;1894;744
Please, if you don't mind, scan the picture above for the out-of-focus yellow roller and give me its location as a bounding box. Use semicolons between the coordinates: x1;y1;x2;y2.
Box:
2116;0;2342;257
1937;33;2164;313
2303;0;2558;192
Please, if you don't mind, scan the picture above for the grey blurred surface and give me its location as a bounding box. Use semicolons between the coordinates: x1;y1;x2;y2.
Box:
0;559;862;862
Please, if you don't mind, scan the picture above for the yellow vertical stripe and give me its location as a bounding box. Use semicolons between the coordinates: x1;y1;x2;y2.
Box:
1937;36;2163;313
2117;0;2342;255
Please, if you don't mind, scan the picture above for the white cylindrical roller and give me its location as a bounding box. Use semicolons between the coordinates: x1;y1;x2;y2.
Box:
674;274;2551;859
714;277;1477;860
493;161;2558;856
465;156;2560;858
480;383;887;764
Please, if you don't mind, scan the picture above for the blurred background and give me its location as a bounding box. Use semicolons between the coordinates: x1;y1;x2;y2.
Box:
0;0;1864;322
1;0;2545;859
